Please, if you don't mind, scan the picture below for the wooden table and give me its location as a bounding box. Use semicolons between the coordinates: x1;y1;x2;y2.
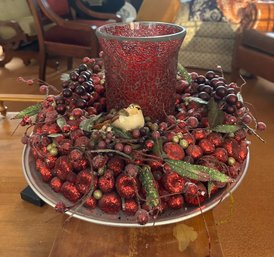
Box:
0;114;223;257
49;211;223;257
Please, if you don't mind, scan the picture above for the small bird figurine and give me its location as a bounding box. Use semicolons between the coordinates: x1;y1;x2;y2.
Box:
112;104;145;131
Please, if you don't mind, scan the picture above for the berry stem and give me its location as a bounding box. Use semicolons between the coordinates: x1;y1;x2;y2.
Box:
242;123;265;143
87;149;133;160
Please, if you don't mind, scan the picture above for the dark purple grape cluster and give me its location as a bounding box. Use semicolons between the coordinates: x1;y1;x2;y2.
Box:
191;71;242;115
175;71;258;127
55;59;105;115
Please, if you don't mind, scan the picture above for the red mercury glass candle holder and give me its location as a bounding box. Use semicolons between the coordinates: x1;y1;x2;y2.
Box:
96;22;186;121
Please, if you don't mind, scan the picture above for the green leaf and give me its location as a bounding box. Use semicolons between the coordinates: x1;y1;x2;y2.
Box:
237;92;244;103
212;125;240;133
111;126;131;139
79;114;103;132
184;96;208;105
56;117;66;129
177;63;192;84
60;73;70;81
190;163;233;183
139;165;160;208
165;159;210;181
208;98;224;129
13;103;42;119
48;133;64;138
165;159;233;183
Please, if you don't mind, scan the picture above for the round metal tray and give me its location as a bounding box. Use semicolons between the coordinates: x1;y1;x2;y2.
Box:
22;145;249;227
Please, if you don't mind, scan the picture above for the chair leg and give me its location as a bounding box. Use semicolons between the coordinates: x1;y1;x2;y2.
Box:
39;52;47;81
231;64;240;82
67;57;73;71
0;100;7;117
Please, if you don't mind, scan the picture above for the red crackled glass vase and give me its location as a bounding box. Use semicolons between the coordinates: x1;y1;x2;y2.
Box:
96;22;186;121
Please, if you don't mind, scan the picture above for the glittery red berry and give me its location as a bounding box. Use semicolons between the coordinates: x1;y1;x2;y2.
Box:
39;165;53;182
163;142;185;160
162;172;185;193
213;148;228;162
107;157;125;176
234;129;247;142
76;169;97;194
92;155;108;170
116;174;136;199
69;149;83;161
256;121;266;131
72;158;88;171
199;139;215;154
55;201;67;213
48;123;61;134
207;132;223;147
98;170;115;193
58;139;73;155
136;209;149;225
70;129;84;141
192;128;206;140
84;196;97;209
124;164;139;177
55;156;73;181
222;138;238;156
61;182;81;202
145;139;154;150
187;116;199;128
182;133;195;145
184;182;207;206
50;177;62;192
123;199;138;216
234;145;248;163
168;195;184;209
74;136;90;148
228;161;241;178
98;193;121;214
35;158;44;170
44;155;57;169
147;160;163;171
66;172;77;183
186;145;203;159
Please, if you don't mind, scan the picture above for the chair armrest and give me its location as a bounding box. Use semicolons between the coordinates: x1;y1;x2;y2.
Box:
37;0;97;31
75;0;122;22
0;20;27;49
0;94;45;117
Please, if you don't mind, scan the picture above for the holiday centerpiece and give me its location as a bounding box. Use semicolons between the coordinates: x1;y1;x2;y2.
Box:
19;22;265;227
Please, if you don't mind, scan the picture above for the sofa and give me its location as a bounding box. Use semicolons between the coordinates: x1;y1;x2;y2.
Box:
231;2;274;82
175;0;240;73
232;29;274;82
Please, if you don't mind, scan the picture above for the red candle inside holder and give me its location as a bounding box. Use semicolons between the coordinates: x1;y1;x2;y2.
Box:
96;22;186;121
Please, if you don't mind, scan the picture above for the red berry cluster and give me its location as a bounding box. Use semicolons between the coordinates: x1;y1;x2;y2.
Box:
20;62;265;225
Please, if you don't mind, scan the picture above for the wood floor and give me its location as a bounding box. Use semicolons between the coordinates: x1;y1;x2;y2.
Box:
0;57;274;257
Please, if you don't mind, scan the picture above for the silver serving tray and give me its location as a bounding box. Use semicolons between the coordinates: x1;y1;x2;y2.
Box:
22;145;249;227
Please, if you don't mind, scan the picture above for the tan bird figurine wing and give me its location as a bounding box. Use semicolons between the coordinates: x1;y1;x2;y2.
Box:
112;104;145;131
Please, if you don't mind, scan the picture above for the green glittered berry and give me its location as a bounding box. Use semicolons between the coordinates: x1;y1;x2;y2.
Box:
93;189;103;200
